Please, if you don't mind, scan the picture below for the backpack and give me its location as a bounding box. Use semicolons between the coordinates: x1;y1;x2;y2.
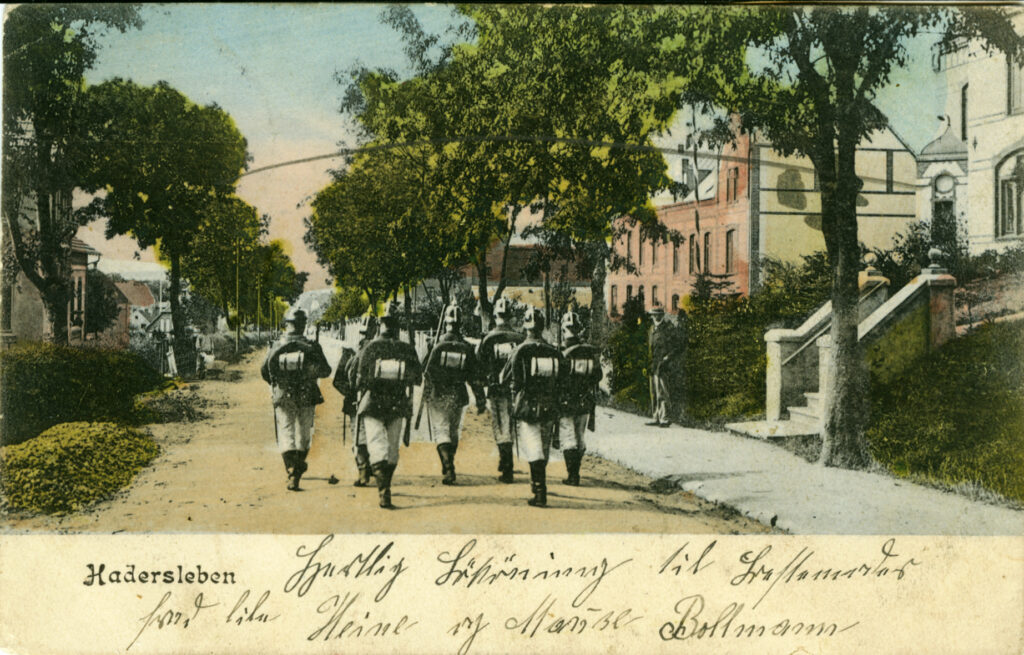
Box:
512;353;561;421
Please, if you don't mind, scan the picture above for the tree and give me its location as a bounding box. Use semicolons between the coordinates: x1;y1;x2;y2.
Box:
83;268;122;335
1;5;142;342
321;287;369;325
79;79;249;356
658;6;1023;468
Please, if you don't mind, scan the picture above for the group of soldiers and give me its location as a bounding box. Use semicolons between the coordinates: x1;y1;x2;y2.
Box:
261;299;603;510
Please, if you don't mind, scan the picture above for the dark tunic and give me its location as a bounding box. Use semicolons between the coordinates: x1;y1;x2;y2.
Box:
423;332;485;410
561;337;603;415
500;337;565;421
350;335;422;420
261;333;332;406
476;325;525;394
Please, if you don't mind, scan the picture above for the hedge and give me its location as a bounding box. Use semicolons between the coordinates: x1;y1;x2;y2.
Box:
0;421;160;514
867;320;1024;503
0;343;163;445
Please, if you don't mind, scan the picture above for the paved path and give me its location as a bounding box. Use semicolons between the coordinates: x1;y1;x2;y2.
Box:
585;407;1024;535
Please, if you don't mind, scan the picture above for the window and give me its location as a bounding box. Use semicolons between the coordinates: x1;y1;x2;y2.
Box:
651;285;659;308
651;242;657;267
638;285;645;308
626;232;633;266
671;294;680;312
1010;55;1024;115
703;232;711;272
638;235;644;267
672;243;679;274
725;230;735;274
688;235;696;274
961;84;969;142
997;152;1023;237
727;167;740;203
626;285;633;302
610;285;618;313
886;151;894;193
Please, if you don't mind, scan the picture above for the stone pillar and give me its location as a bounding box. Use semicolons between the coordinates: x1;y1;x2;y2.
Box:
857;253;890;322
816;334;832;431
764;330;805;421
921;247;957;349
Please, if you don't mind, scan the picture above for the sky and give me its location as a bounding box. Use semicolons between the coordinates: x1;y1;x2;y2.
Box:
72;4;947;289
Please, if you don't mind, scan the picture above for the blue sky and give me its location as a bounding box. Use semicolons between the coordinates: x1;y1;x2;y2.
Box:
75;4;947;288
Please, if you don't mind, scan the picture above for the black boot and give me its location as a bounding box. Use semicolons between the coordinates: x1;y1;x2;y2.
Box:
353;444;372;487
282;451;295;489
497;442;514;483
527;460;547;507
562;448;581;486
372;461;393;509
437;443;456;485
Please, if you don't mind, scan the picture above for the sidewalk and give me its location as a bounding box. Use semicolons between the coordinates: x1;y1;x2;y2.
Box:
586;407;1024;535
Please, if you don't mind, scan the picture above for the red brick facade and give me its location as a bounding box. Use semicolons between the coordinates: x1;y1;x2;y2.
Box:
607;133;753;315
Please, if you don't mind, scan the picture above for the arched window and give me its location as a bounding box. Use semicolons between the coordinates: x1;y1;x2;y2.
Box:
703;232;711;272
688;235;696;274
997;151;1024;237
671;293;680;312
638;236;644;267
651;285;659;307
610;285;618;314
672;243;679;274
626;285;633;302
725;230;736;274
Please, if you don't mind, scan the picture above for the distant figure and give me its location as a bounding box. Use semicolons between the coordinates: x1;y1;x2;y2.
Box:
500;307;564;507
332;315;377;487
475;297;524;483
261;309;332;491
350;302;422;509
558;311;602;486
422;304;485;485
647;304;675;428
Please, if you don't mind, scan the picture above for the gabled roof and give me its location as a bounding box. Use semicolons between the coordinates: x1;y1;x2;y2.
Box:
920;123;968;162
115;280;156;307
71;237;100;256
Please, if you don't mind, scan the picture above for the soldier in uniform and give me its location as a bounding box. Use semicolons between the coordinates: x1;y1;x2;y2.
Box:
475;297;524;483
261;309;332;491
332;315;377;487
558;311;603;486
421;304;485;485
647;303;675;428
350;302;422;509
499;307;564;507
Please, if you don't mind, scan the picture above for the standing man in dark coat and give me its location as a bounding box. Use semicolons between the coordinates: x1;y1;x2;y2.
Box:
261;309;332;491
499;307;564;507
350;302;422;509
647;303;676;427
422;304;486;485
558;311;603;486
332;315;377;487
475;297;524;483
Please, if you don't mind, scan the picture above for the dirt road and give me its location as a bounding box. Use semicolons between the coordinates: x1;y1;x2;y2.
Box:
2;347;769;534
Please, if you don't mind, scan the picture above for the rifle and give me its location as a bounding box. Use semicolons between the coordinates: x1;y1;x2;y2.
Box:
414;306;447;429
587;404;596;432
403;385;413;447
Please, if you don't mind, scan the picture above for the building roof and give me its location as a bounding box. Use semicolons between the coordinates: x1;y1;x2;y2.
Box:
920;123;968;162
114;280;157;307
71;237;101;256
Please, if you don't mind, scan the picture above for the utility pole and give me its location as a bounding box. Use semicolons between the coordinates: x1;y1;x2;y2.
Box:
256;282;261;341
234;241;240;354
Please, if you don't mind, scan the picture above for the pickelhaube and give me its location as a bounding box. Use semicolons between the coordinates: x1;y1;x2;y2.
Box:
358;314;378;335
523;306;545;331
443;304;462;327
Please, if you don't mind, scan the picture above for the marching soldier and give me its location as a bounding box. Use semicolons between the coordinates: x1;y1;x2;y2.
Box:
350;302;422;509
558;311;603;486
647;303;675;427
475;297;524;483
421;304;485;485
499;307;564;507
332;315;377;487
261;309;332;491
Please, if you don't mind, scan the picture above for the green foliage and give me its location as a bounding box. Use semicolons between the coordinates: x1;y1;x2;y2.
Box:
321;287;369;324
84;268;122;335
867;320;1024;503
1;421;159;514
0;343;163;445
604;296;652;411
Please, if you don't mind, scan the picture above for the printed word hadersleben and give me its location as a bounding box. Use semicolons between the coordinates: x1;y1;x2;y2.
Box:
82;563;236;586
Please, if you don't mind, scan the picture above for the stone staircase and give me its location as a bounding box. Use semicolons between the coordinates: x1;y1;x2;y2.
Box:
727;251;957;444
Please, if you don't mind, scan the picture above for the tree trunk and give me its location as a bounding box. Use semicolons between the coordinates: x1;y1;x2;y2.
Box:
817;136;871;470
589;244;609;346
476;256;492;333
41;284;69;344
403;283;413;344
169;253;188;374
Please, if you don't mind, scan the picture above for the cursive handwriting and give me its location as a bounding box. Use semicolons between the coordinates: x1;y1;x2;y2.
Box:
448;612;489;655
659;540;717;576
730;538;921;608
659;593;859;641
127;591;219;650
505;594;642;638
306;591;417;641
435;538;632;607
225;589;280;625
284;534;408;602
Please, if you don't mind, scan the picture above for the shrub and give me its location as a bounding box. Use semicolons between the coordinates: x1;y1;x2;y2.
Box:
0;343;163;445
0;421;160;514
867;320;1024;503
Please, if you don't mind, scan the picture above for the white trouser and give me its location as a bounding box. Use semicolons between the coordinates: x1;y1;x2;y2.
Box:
426;400;465;446
651;373;670;423
558;414;588;452
362;416;404;465
487;394;514;445
347;412;366;446
273;401;315;452
516;420;556;462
